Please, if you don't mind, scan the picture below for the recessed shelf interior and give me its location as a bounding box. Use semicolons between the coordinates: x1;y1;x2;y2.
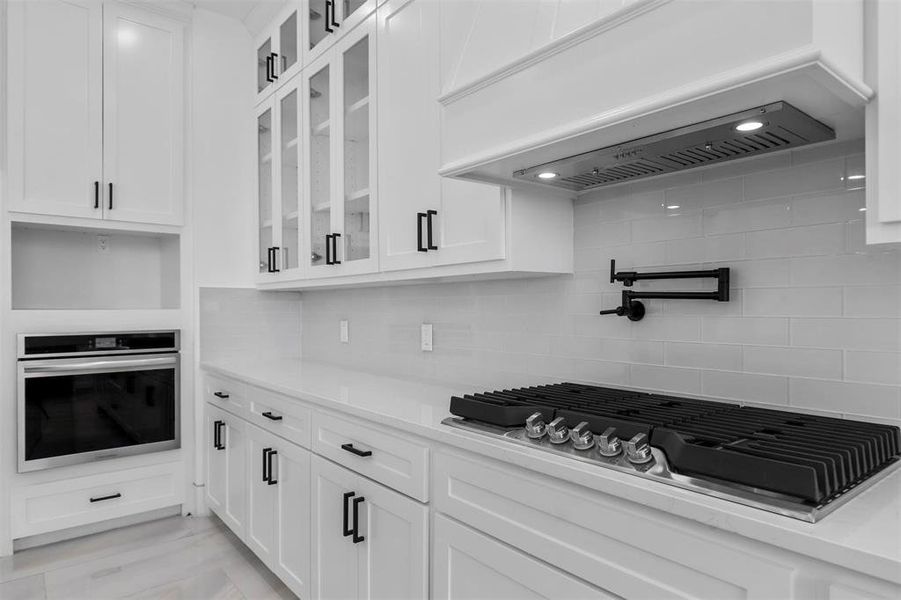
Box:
11;223;181;310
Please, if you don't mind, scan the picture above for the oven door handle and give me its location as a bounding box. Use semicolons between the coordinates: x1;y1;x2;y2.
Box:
21;355;178;376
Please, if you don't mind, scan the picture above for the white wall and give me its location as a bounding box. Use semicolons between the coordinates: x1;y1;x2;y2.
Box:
301;140;901;427
191;8;256;289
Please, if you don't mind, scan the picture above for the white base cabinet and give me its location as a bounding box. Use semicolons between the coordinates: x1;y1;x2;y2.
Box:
205;405;246;536
311;455;428;600
432;514;613;600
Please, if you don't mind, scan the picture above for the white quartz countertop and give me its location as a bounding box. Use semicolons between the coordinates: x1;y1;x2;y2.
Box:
201;358;901;584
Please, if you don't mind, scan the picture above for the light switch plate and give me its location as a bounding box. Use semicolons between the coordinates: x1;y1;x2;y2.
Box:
340;320;349;343
421;323;433;352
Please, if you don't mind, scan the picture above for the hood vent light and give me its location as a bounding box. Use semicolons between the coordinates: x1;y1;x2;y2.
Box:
514;102;834;192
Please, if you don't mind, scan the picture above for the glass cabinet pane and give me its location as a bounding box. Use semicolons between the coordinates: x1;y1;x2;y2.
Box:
279;11;297;75
342;37;370;262
280;88;299;271
309;66;331;268
308;0;328;51
257;38;272;94
344;0;367;20
258;108;273;273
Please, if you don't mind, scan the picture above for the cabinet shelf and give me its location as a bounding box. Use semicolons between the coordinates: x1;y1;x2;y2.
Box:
285;137;299;150
261;152;273;164
284;211;299;221
312;120;330;136
312;202;330;213
346;188;370;202
346;96;369;116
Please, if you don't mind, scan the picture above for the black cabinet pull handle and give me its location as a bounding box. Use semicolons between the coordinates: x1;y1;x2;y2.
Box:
426;209;438;250
332;233;342;264
270;52;279;79
330;0;340;28
271;246;281;273
213;392;229;399
341;443;372;457
342;491;354;536
261;411;283;421
262;447;272;482
325;234;332;265
94;181;99;209
267;247;273;272
266;55;274;82
213;420;225;450
417;212;427;252
108;182;113;210
352;496;365;543
324;0;334;33
267;449;278;485
90;493;121;503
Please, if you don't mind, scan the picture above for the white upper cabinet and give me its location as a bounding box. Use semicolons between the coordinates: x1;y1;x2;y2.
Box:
255;3;301;104
102;2;184;226
864;0;901;244
257;74;304;281
6;0;103;220
304;0;377;67
6;0;185;227
377;0;506;273
301;15;378;278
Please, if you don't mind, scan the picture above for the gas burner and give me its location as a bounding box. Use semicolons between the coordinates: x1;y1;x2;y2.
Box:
443;383;901;522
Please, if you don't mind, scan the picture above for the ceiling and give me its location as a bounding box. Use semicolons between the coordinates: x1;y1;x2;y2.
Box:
187;0;285;22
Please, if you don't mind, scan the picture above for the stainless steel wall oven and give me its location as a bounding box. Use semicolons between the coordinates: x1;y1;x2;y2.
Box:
17;331;180;472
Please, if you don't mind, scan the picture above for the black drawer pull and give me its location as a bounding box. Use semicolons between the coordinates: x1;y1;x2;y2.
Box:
267;448;278;485
342;491;354;536
213;392;229;399
94;181;100;209
417;212;427;252
213;420;225;450
108;182;114;210
262;411;283;421
341;443;372;457
90;493;121;503
426;209;438;250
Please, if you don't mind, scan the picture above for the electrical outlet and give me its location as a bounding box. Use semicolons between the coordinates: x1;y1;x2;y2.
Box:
96;235;109;254
421;323;433;352
340;320;349;343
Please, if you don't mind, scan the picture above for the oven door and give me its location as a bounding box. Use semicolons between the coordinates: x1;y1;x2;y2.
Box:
18;353;180;472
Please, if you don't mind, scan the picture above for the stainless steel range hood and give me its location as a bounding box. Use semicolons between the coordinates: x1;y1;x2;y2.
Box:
512;102;834;192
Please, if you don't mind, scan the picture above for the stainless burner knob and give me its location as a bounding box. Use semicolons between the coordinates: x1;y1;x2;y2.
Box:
597;427;622;457
625;432;653;464
546;417;570;444
570;421;595;450
524;412;547;439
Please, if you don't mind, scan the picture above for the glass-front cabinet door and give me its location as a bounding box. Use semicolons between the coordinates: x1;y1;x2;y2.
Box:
304;0;376;67
257;102;276;277
337;21;376;273
301;14;377;279
257;73;304;282
256;4;300;103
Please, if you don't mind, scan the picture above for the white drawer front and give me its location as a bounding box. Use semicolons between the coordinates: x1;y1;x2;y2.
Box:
205;373;247;416
12;462;184;538
312;412;429;502
247;386;312;449
434;450;797;600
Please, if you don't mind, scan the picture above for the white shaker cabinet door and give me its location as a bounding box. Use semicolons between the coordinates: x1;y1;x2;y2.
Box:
7;0;103;219
205;404;246;537
311;455;361;600
432;514;614;600
377;0;505;272
102;2;184;225
245;423;278;563
273;438;312;600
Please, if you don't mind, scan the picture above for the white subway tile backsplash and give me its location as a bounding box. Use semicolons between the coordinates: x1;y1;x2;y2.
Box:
743;158;845;201
746;223;845;259
299;146;900;423
743;287;842;317
742;346;843;379
701;371;789;405
789;378;901;419
703;198;792;235
845;351;901;385
701;317;789;345
664;342;742;371
791;318;900;352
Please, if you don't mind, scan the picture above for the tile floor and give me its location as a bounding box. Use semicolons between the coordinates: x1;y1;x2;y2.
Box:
0;516;296;600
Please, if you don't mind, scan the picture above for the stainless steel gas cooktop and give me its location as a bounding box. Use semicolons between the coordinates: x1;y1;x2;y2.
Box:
442;383;901;522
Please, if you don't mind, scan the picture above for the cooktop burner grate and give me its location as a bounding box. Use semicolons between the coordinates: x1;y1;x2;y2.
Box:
449;383;901;504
